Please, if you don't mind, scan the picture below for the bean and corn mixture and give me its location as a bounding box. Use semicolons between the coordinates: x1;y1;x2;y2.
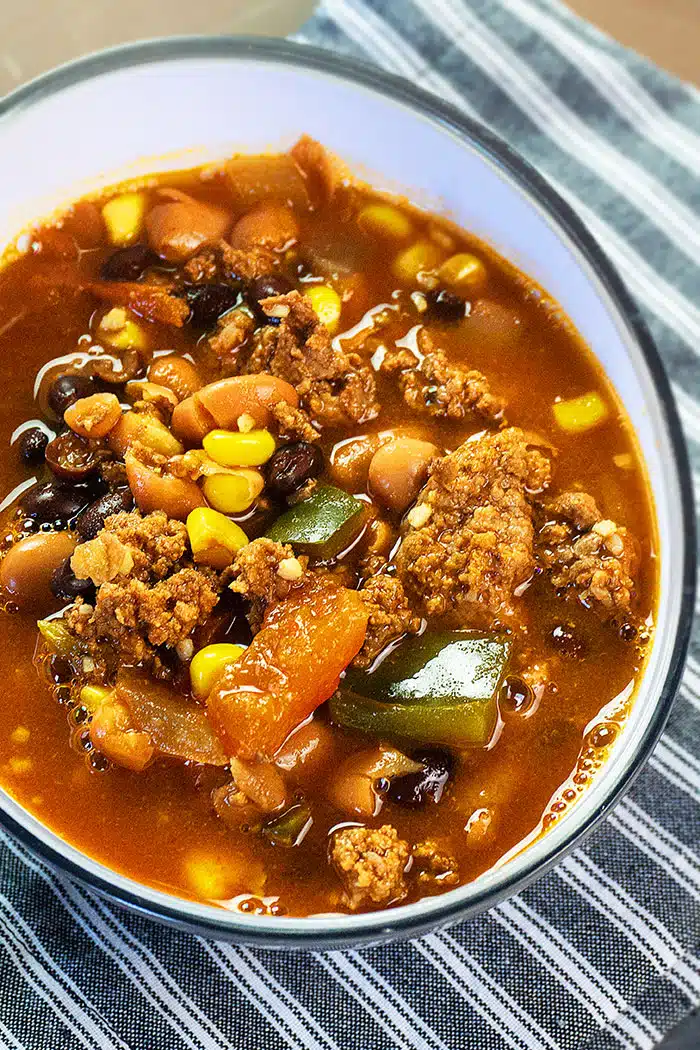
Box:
0;137;655;915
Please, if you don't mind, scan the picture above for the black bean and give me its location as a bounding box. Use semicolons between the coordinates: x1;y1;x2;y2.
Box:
426;289;467;322
550;622;587;658
619;622;637;643
49;654;72;684
500;674;533;714
20;480;94;524
17;427;49;466
50;558;95;603
75;487;133;541
47;374;96;417
265;442;324;498
385;748;453;809
100;243;158;281
249;274;294;301
45;431;100;481
185;284;240;329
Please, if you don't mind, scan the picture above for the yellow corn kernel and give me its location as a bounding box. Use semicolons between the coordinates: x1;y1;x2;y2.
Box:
187;507;248;570
183;851;236;900
10;726;30;745
98;309;149;351
80;685;114;712
438;252;487;292
203;428;276;469
9;756;32;775
357;203;413;240
614;452;634;470
553;391;609;434
202;469;264;514
101;192;147;247
392;239;444;284
305;284;343;333
190;643;246;699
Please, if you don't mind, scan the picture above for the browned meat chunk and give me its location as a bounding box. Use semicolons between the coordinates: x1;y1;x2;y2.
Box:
396;428;551;628
184;242;278;285
67;567;220;663
539;491;638;617
227;537;305;631
209;309;256;361
234;291;379;427
354;574;422;669
380;329;504;423
330;825;409;910
100;510;188;581
267;399;320;443
413;840;459;888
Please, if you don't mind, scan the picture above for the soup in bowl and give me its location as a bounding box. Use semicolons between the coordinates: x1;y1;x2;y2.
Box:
0;38;692;947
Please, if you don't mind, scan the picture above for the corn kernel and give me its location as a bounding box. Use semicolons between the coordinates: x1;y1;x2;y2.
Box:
101;192;147;247
202;470;264;514
553;391;609;434
438;252;487;292
80;685;114;712
98;310;148;351
392;240;444;285
10;726;29;745
183;851;236;900
190;643;246;699
203;429;276;469
614;452;633;470
186;507;249;570
357;203;413;240
305;284;343;333
9;756;32;775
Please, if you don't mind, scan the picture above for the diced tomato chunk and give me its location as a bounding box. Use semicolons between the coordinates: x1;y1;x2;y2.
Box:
207;580;368;761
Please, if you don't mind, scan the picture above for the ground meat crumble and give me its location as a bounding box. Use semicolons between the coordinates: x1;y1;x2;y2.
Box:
396;428;551;628
64;510;220;666
354;574;422;669
232;290;379;428
67;568;220;665
413;840;460;888
226;537;305;632
538;491;638;617
330;824;410;910
380;328;504;423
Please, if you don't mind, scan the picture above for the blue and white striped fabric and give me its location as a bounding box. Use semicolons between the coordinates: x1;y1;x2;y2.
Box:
1;2;699;1048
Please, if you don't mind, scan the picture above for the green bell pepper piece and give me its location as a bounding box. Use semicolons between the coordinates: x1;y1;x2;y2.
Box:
262;802;313;848
332;632;511;748
37;617;78;655
266;484;365;558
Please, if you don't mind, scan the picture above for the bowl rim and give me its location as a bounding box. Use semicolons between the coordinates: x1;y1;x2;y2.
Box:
0;34;695;948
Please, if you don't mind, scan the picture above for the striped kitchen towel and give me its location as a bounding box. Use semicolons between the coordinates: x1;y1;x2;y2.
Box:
0;2;699;1049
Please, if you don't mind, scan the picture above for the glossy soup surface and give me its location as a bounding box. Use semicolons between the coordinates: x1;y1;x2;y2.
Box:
0;141;655;916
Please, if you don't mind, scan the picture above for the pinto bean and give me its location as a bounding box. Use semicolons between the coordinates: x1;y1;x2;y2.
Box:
171;374;299;445
145;196;231;262
147;355;202;402
1;531;76;610
64;393;122;440
109;411;183;458
368;437;440;513
125;451;205;520
229;203;299;251
329;435;380;491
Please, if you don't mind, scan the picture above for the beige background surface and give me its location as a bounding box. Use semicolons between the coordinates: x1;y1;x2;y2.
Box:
1;0;698;97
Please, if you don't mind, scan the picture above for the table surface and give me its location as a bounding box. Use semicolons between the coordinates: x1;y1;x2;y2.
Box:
1;2;698;1047
0;0;698;96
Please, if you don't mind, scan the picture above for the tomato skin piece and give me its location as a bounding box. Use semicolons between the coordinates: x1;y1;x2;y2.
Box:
207;580;369;761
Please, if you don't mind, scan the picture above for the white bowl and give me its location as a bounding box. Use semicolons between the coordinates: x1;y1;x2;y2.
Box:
0;37;694;948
